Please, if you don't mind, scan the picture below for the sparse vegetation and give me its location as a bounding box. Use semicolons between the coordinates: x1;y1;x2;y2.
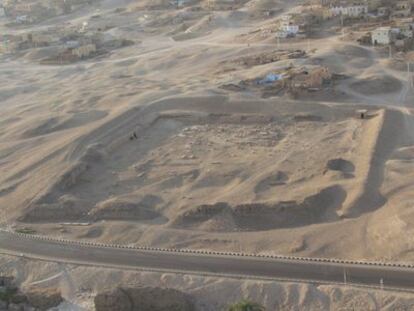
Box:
15;227;36;235
227;300;265;311
0;287;18;303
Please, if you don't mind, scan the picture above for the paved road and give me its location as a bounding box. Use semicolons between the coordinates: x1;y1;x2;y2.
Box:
0;231;414;291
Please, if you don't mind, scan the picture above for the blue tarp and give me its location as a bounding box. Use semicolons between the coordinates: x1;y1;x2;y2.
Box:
258;73;283;84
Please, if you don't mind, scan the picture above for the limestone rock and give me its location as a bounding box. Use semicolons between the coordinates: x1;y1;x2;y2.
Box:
95;287;195;311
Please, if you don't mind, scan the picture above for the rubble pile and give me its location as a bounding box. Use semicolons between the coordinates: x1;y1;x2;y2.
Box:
223;65;333;98
229;49;306;67
173;122;283;160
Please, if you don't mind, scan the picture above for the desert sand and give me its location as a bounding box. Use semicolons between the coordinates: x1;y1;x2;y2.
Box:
1;0;414;265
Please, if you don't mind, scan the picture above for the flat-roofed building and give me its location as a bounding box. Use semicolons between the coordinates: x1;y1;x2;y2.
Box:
372;26;392;45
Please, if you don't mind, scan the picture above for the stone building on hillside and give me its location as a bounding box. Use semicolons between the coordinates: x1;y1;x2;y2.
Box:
71;43;96;58
330;3;368;18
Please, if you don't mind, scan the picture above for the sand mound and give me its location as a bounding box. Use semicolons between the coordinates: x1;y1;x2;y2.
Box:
79;226;104;239
172;32;203;41
184;15;214;34
20;195;89;223
316;44;374;72
21;111;107;138
20;117;61;138
57;162;90;191
19;142;107;223
173;202;231;228
254;171;288;193
350;76;402;95
246;0;283;12
335;45;371;59
198;210;237;232
293;114;324;122
81;143;106;162
0;85;40;102
205;0;250;10
392;146;414;161
192;169;243;189
233;185;346;231
345;109;404;217
22;46;63;62
384;59;405;72
172;186;346;232
132;0;172;10
89;198;164;222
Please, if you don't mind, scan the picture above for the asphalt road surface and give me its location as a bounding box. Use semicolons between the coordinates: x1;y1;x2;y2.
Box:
0;231;413;291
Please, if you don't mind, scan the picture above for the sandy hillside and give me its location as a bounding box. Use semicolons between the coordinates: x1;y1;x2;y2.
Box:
1;0;414;264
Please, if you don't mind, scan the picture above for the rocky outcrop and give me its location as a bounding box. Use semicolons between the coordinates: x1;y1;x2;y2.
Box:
0;277;63;311
94;288;132;311
24;287;63;311
94;287;195;311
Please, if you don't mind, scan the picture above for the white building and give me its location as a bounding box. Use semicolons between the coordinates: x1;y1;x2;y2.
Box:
331;4;368;17
15;15;28;23
372;27;392;45
276;14;299;38
71;43;96;58
280;22;299;35
79;21;88;33
347;4;368;17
